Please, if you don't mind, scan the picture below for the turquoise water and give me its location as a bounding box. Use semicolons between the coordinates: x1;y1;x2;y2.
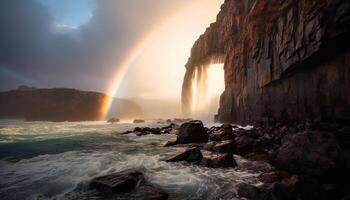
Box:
0;120;265;200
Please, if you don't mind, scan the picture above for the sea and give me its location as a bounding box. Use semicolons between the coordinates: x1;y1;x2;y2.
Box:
0;120;270;200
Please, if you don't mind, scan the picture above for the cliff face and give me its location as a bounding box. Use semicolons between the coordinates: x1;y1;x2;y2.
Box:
0;88;142;122
182;0;350;125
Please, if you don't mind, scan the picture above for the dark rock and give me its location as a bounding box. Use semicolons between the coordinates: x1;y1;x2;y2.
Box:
252;136;273;153
121;130;133;135
151;128;161;135
108;118;120;124
133;119;145;123
90;170;144;194
135;131;151;137
164;141;177;147
200;151;237;168
212;140;235;154
126;185;168;200
235;135;255;155
166;148;203;163
275;131;339;176
134;127;151;132
90;170;168;200
209;125;235;141
237;183;262;200
176;120;208;144
259;172;279;183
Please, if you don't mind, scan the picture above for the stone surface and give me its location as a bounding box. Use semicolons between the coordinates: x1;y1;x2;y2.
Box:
90;170;168;200
275;131;339;176
211;140;236;154
176;120;209;144
200;151;237;168
166;148;203;163
182;0;350;125
90;170;144;194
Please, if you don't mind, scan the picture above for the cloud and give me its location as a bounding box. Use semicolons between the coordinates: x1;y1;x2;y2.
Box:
0;0;188;92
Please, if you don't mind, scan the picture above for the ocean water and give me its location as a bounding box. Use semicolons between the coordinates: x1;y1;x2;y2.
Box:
0;120;269;200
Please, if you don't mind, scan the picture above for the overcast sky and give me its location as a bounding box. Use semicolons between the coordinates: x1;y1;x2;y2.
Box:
0;0;223;99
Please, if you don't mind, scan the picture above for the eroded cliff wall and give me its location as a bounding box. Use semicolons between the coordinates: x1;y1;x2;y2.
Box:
182;0;350;125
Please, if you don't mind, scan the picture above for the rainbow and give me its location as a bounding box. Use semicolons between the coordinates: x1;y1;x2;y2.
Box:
100;27;161;119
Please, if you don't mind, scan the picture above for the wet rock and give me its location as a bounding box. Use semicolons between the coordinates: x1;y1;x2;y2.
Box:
90;170;168;200
121;130;133;135
259;172;279;183
252;136;273;153
176;120;208;144
164;141;177;147
209;125;235;142
237;183;262;200
150;128;161;135
126;185;168;200
166;148;203;163
90;170;144;194
135;131;151;137
200;151;237;168
212;140;235;154
275;131;339;176
235;135;255;155
133;119;145;123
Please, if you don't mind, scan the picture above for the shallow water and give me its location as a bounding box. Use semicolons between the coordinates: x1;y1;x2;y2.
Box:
0;120;268;200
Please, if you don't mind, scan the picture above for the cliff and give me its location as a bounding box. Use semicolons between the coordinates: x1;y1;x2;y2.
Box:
182;0;350;125
0;88;142;122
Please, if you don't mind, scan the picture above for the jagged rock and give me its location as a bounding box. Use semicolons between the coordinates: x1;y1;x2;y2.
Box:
259;172;279;183
176;120;208;144
90;170;144;194
237;183;262;200
209;124;235;141
275;131;339;176
235;135;255;155
125;185;168;200
90;170;168;200
200;151;237;168
211;140;235;154
182;0;350;125
166;148;203;163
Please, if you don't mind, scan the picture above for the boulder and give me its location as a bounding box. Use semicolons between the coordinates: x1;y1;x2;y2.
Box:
235;135;255;155
126;185;168;200
166;148;203;163
212;140;236;154
275;131;339;176
176;120;208;144
200;151;237;168
133;119;145;123
90;170;144;194
237;183;262;200
90;170;168;200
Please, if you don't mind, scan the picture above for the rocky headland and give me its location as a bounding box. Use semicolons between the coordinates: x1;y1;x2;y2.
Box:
0;87;142;122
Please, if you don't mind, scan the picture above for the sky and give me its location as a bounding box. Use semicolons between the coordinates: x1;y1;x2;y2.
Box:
0;0;223;101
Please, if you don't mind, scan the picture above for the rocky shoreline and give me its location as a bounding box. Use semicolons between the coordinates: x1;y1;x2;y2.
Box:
87;120;350;200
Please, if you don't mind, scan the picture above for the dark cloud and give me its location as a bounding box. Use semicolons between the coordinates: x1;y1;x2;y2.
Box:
0;0;188;91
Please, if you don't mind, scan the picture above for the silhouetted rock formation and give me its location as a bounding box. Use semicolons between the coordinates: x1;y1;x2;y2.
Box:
182;0;350;125
0;88;142;122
